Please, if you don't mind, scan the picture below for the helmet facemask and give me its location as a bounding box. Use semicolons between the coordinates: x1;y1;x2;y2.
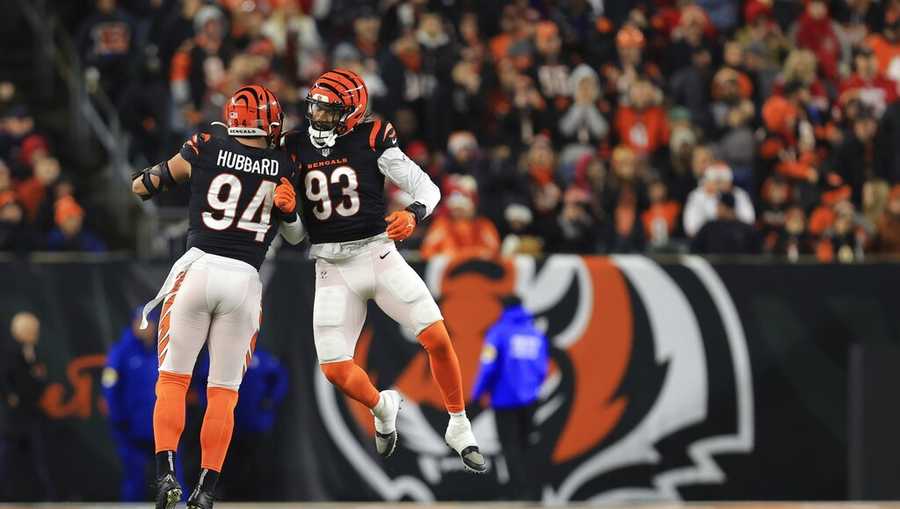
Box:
306;99;348;148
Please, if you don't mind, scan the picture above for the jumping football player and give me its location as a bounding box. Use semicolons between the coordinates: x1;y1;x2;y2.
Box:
281;69;486;473
132;85;305;509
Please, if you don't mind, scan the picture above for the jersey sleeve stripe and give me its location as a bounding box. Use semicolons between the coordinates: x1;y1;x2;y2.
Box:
369;119;383;151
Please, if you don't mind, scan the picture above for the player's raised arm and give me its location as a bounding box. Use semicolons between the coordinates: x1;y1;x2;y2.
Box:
374;124;440;241
130;153;192;200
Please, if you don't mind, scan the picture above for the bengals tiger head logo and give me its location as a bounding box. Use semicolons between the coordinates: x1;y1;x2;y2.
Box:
314;255;754;502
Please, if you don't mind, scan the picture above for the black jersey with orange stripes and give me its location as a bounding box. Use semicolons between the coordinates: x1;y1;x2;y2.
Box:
179;122;295;270
282;119;398;244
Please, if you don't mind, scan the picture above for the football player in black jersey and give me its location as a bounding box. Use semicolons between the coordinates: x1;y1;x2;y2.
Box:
131;85;306;509
282;69;486;473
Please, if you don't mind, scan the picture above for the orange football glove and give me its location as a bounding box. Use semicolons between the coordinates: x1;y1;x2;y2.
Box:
274;177;296;214
385;210;417;241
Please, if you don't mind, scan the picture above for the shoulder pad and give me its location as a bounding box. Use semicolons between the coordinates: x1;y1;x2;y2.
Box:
366;119;399;152
208;122;229;139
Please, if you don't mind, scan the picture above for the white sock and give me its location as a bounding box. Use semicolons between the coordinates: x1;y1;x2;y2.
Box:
372;393;387;418
449;411;467;424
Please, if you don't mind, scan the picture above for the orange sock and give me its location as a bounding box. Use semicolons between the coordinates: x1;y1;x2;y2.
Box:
320;360;380;409
200;387;239;472
418;320;465;413
153;371;191;453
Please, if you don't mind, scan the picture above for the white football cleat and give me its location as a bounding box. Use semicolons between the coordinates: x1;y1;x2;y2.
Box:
372;390;403;458
445;415;488;474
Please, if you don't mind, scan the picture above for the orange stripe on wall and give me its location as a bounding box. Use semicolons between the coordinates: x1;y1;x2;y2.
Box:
552;257;633;463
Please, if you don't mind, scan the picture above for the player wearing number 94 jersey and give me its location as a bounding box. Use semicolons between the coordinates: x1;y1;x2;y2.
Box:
130;85;306;509
280;68;486;474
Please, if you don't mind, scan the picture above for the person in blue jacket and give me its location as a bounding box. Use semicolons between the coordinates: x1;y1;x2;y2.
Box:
102;306;183;501
194;344;288;499
471;295;549;500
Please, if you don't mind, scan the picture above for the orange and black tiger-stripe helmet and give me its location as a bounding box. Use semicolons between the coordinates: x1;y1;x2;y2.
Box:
305;68;368;136
224;84;284;144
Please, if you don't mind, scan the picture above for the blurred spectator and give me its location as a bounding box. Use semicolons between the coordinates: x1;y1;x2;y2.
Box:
758;176;792;253
840;44;898;117
683;163;755;238
558;64;608;147
614;80;669;159
816;200;869;262
556;186;600;254
601;25;661;104
530;21;571;117
772;205;815;261
665;5;717;75
691;192;761;254
875;91;900;183
864;9;900;84
0;312;53;501
874;184;900;253
471;295;548;502
170;5;232;132
102;306;176;501
603;145;647;252
45;196;107;252
669;46;714;134
500;203;543;257
77;0;136;101
420;175;500;260
0;188;35;253
709;67;755;187
792;0;842;83
827;107;879;206
642;179;681;250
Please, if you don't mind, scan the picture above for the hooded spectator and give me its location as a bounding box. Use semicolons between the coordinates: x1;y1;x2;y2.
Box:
558;64;608;147
683;162;755;237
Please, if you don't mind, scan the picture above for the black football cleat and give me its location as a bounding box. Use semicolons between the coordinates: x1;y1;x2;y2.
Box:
155;473;183;509
187;486;215;509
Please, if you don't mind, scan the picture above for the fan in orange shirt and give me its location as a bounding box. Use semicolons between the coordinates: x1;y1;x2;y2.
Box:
864;12;900;84
614;80;670;156
420;175;500;260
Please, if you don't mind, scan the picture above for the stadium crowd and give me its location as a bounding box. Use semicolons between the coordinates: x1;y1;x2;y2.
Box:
2;0;900;261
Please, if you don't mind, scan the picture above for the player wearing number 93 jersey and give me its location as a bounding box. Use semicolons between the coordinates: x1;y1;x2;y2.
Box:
130;85;306;509
280;68;486;474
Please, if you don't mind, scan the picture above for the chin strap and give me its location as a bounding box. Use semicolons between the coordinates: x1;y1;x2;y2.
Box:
308;125;337;148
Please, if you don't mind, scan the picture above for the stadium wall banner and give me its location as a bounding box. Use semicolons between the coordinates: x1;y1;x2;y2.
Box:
0;255;897;502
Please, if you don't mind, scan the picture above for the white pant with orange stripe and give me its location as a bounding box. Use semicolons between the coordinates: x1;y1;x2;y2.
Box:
155;250;262;389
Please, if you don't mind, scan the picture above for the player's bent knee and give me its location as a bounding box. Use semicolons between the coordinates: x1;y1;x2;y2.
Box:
418;320;453;355
411;299;443;335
